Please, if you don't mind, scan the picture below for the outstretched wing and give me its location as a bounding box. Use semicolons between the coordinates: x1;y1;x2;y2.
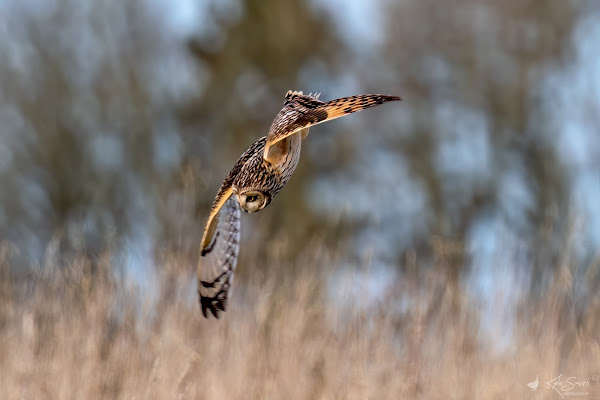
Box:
263;91;401;160
197;196;240;318
198;137;266;318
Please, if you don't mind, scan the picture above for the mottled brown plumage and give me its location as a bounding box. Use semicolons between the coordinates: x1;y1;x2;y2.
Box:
198;90;401;318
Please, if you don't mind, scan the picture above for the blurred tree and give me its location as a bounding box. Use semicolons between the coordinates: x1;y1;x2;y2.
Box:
0;0;597;304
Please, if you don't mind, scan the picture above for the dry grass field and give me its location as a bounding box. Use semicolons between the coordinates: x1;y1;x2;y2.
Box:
1;242;598;400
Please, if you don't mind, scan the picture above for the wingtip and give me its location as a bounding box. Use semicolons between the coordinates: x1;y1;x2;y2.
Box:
200;296;209;318
200;296;219;319
199;293;227;319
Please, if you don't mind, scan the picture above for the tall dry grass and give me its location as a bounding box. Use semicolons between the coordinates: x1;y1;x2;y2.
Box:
0;241;598;400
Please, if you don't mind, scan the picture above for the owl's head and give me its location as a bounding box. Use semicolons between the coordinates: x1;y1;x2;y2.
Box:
238;190;270;213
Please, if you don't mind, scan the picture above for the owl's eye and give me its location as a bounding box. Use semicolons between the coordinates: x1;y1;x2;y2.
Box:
241;191;266;213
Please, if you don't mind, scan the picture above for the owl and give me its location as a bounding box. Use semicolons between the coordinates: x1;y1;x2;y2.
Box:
198;90;401;318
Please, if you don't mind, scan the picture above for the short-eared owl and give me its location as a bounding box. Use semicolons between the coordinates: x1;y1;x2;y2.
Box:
198;90;401;318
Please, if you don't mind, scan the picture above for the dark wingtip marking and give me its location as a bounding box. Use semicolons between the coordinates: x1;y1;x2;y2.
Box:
200;295;227;319
385;95;402;101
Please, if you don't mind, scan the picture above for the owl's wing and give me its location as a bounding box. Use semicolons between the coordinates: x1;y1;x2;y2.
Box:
263;91;401;161
197;194;240;318
199;186;233;256
198;137;267;318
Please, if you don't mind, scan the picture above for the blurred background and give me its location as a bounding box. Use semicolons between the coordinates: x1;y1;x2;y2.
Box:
1;0;599;398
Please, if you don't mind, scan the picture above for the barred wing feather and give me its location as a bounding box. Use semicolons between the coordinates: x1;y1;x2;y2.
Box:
197;196;240;318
